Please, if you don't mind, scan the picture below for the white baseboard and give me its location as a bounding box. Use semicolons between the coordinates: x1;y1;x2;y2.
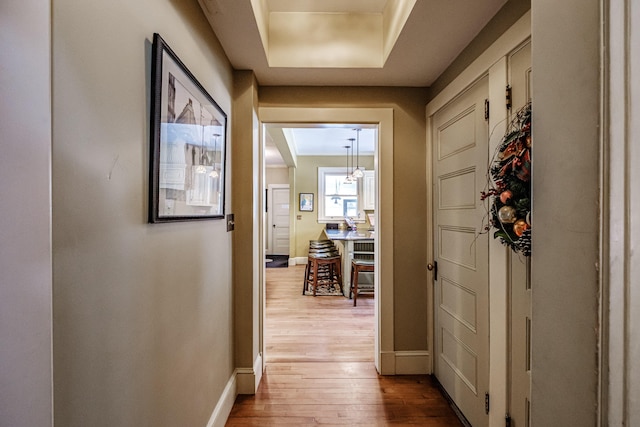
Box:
292;256;308;265
379;351;396;375
394;351;431;375
379;351;431;375
206;373;237;427
206;354;263;427
254;353;263;390
236;353;263;394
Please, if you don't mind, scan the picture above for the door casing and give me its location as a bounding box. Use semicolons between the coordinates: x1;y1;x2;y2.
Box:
259;107;394;375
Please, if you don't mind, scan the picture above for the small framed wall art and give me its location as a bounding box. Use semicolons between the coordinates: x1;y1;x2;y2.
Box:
149;33;227;222
299;193;314;212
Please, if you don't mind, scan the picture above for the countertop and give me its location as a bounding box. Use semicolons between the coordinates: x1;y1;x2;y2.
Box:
323;229;375;241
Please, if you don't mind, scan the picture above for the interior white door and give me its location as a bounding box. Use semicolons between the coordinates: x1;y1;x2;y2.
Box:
271;186;290;255
507;40;532;427
432;75;490;427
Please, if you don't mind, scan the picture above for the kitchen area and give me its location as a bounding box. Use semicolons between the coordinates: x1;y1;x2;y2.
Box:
322;215;375;298
264;125;377;300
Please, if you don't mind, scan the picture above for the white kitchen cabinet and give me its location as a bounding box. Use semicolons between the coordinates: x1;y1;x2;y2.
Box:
363;170;375;210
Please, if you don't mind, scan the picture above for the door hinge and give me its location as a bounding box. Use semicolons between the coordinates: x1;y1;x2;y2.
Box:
506;85;513;110
484;99;490;121
485;392;490;414
505;414;512;427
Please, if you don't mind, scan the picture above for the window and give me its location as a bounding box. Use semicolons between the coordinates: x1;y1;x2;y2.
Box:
317;167;364;222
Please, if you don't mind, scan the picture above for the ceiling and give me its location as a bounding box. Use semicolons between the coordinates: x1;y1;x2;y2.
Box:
264;125;377;167
197;0;509;164
197;0;508;87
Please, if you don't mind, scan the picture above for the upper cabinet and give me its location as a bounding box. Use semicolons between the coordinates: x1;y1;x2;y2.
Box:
363;170;375;210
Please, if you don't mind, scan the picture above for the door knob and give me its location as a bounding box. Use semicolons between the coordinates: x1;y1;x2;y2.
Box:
427;261;438;280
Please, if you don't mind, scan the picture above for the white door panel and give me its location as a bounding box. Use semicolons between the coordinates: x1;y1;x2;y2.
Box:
508;40;532;427
271;187;290;255
433;75;489;427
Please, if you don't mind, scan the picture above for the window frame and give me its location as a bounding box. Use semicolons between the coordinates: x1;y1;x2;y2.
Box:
317;167;365;223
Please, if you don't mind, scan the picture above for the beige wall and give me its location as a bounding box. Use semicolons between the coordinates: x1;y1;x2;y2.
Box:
292;155;374;257
266;167;289;186
531;0;600;424
52;1;234;425
260;87;429;351
0;0;53;425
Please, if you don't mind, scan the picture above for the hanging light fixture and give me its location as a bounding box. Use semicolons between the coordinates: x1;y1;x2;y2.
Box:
331;179;341;204
344;141;354;183
352;128;364;178
209;132;220;178
195;104;207;174
195;127;207;173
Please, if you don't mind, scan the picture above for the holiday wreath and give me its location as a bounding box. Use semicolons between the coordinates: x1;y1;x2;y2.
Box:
481;102;531;256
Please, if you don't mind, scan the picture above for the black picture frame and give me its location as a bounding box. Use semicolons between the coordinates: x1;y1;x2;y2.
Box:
149;33;227;223
299;193;314;212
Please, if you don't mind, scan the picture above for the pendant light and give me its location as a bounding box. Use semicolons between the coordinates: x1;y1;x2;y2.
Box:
344;141;354;183
195;104;207;174
352;128;364;178
209;131;220;178
332;179;340;204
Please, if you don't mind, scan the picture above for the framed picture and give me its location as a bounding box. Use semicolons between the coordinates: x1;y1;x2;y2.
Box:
300;193;314;212
149;33;227;222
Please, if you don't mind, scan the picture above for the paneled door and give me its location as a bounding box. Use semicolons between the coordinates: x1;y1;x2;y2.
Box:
432;75;490;427
270;186;290;255
507;40;532;427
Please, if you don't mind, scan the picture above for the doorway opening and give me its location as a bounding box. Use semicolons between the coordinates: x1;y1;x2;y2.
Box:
262;122;378;367
258;106;394;377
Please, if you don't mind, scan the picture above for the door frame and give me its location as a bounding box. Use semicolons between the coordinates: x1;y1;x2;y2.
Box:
425;11;531;426
258;107;394;374
603;0;640;424
266;184;290;255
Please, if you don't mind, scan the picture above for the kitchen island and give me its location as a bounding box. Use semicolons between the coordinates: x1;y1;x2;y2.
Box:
322;229;375;297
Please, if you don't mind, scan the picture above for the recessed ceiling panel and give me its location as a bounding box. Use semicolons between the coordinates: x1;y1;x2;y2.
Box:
251;0;416;68
266;0;388;13
268;12;384;68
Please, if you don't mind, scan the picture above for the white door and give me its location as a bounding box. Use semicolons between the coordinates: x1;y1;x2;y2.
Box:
270;186;290;255
432;75;490;427
507;40;532;427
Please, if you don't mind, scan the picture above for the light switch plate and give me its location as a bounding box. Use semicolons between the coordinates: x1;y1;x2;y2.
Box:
226;214;234;232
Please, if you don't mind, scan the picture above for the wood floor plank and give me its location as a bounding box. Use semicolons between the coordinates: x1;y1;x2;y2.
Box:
225;265;462;426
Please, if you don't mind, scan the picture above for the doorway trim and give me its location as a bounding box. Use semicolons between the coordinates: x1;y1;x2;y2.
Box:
259;107;394;374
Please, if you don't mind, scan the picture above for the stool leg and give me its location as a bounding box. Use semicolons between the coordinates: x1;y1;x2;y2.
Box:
349;264;354;299
353;268;359;306
329;262;336;291
303;261;309;295
312;261;319;297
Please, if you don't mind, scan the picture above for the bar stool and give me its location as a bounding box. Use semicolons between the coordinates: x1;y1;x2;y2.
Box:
350;259;375;306
303;240;342;296
305;255;342;296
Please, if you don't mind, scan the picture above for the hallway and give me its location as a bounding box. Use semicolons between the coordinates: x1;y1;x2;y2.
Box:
225;265;463;426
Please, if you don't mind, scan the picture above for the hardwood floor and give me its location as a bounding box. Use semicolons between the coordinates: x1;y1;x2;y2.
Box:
225;265;463;426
